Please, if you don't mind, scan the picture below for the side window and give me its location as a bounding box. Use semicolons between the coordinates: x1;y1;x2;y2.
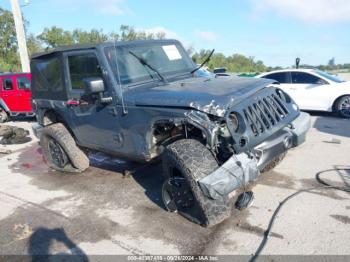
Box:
68;53;103;90
17;77;31;89
2;79;13;90
33;57;63;92
262;72;289;84
291;72;326;84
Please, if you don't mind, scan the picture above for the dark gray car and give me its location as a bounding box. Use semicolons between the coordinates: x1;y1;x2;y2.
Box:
31;39;310;226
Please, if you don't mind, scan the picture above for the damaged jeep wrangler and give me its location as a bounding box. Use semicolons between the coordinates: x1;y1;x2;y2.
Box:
31;40;310;227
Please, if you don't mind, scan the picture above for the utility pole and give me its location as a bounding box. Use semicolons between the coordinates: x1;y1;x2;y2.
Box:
10;0;30;72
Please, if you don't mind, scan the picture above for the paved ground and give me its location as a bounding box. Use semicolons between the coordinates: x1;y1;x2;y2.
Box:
0;114;349;259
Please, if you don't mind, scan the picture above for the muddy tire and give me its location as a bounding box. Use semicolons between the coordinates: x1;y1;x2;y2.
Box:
0;110;8;123
261;152;286;173
40;123;89;172
162;139;231;227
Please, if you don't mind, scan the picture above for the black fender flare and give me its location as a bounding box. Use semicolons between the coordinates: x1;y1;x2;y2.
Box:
0;99;9;112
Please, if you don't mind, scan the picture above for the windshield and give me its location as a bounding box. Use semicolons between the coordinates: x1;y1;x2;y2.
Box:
105;43;195;85
315;70;344;83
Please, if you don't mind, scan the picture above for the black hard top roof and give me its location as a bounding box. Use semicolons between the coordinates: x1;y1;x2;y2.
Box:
31;39;180;59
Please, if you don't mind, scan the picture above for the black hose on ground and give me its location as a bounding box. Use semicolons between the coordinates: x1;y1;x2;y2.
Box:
249;168;350;262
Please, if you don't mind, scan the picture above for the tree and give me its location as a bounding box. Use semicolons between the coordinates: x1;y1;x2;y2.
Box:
72;29;109;44
0;8;20;71
192;49;267;72
119;25;165;41
38;26;74;48
26;33;42;56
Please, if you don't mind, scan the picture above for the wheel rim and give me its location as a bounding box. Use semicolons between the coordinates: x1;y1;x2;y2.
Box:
339;97;350;117
0;111;7;122
48;138;68;168
162;176;195;212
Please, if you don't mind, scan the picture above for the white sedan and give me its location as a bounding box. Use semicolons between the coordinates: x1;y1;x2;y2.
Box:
257;69;350;118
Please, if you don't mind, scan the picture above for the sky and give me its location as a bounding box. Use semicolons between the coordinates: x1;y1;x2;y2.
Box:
2;0;350;67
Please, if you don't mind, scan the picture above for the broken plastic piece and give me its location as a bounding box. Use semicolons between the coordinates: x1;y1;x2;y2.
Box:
235;191;254;210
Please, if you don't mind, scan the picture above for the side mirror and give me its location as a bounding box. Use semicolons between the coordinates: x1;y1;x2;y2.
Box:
83;77;105;94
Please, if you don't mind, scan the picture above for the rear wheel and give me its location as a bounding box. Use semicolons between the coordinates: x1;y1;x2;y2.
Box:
40;123;89;172
0;110;8;123
334;95;350;118
162;139;231;227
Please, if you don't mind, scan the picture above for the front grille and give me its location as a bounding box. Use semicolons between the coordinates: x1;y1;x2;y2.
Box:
243;92;290;136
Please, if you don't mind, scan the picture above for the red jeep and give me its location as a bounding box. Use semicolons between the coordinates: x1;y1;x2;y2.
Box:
0;73;34;122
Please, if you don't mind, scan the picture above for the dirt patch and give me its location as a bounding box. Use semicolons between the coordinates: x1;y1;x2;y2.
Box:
235;221;283;239
252;171;296;190
330;215;350;224
299;178;349;201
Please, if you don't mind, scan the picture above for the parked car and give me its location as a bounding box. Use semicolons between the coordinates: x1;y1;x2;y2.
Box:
31;40;310;227
0;73;34;122
257;69;350;118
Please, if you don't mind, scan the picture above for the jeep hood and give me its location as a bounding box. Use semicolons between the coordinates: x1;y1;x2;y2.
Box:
126;76;275;117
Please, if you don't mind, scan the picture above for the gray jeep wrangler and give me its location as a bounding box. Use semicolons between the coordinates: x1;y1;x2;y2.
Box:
31;39;310;226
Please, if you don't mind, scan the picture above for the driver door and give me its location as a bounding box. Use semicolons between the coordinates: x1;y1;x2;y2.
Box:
63;50;122;152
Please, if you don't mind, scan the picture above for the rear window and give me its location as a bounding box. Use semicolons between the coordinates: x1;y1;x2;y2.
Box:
31;56;67;100
262;72;290;84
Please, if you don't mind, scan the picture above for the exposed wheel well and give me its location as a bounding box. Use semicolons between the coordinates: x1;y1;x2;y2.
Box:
43;110;58;125
150;121;206;158
42;110;77;141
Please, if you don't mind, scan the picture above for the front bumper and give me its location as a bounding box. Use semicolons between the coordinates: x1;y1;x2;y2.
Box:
255;112;311;171
198;112;311;200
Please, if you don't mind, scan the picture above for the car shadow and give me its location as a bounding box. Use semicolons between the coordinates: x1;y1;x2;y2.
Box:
306;110;350;138
28;227;88;261
88;154;166;210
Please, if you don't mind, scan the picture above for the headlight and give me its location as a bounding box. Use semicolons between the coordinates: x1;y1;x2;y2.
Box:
229;112;239;132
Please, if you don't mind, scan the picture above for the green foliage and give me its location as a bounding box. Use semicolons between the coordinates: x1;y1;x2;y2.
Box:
192;50;267;73
0;8;20;72
38;26;74;48
37;25;166;50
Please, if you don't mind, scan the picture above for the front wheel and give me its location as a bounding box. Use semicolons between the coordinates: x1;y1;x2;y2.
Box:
334;95;350;118
0;110;8;123
162;139;231;227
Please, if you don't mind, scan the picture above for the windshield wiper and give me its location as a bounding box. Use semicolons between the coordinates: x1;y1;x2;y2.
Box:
190;49;215;74
129;51;167;83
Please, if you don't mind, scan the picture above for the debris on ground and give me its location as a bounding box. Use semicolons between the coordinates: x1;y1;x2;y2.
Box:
0;125;31;145
323;138;342;144
22;163;33;169
0;148;12;154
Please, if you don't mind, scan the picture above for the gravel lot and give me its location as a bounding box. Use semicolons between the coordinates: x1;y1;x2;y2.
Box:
0;114;349;259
